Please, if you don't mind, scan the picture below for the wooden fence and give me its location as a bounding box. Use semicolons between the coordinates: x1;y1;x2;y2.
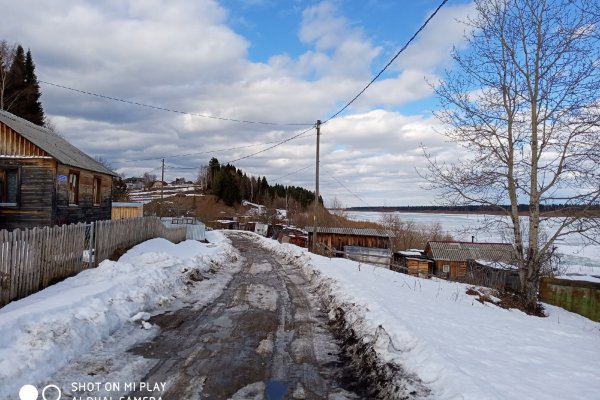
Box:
539;277;600;322
0;217;186;307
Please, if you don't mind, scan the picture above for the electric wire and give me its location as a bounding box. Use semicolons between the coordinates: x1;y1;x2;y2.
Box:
39;80;314;127
113;141;284;164
271;164;313;182
322;168;371;207
322;0;449;124
225;125;316;164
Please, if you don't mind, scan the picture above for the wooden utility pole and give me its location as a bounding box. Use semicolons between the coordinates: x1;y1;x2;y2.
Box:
160;158;165;217
313;120;321;253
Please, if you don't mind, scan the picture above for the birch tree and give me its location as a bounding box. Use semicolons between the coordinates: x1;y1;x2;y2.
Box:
426;0;600;311
0;40;15;110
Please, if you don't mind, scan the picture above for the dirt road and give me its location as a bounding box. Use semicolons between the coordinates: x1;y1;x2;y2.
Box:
129;232;362;399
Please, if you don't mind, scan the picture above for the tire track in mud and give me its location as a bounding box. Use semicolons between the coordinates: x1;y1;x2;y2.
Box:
127;232;361;399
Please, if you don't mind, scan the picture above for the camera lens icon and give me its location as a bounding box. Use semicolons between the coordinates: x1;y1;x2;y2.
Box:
19;384;62;400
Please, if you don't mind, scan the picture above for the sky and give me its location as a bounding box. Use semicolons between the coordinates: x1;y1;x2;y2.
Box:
0;0;475;207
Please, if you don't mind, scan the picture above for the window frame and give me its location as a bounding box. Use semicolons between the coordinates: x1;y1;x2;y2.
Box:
92;176;102;206
0;166;20;207
68;170;80;206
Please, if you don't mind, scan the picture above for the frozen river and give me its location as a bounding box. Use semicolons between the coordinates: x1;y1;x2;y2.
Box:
346;211;600;277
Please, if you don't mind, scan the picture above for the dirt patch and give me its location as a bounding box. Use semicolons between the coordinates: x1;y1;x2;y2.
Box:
326;306;431;400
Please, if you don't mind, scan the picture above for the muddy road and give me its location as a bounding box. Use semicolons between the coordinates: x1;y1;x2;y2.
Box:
129;232;362;399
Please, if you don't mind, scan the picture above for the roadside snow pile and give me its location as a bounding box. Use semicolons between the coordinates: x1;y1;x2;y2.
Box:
253;234;600;400
0;231;234;398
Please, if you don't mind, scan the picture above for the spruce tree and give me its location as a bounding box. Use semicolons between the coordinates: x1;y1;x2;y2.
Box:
23;49;44;125
4;45;44;126
4;45;25;114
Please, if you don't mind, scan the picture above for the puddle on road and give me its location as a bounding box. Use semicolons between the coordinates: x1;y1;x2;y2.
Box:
265;380;288;400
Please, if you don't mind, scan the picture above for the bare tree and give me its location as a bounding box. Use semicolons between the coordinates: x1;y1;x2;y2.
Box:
196;165;209;190
0;40;15;110
329;196;347;218
142;172;157;189
425;0;600;310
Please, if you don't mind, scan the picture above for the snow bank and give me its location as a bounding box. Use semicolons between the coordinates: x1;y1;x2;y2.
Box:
252;233;600;400
0;232;234;398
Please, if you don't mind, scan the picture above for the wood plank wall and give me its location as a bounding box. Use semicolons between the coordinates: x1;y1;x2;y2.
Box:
0;217;186;306
0;122;49;157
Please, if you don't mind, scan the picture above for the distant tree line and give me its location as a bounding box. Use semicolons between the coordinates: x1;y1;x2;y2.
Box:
203;157;319;208
347;204;600;215
0;40;44;126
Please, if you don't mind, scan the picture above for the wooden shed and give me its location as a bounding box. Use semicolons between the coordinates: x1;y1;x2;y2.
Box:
394;250;433;278
112;202;144;220
425;241;515;282
0;110;116;230
306;227;392;252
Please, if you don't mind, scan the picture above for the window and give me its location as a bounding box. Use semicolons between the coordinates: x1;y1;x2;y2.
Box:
68;170;80;205
442;264;450;273
0;168;18;205
92;176;101;206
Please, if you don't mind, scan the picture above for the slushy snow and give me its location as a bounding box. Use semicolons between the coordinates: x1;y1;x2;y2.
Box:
254;233;600;400
1;229;599;400
0;231;235;399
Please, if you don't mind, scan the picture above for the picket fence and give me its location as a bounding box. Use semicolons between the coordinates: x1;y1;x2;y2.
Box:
0;217;186;306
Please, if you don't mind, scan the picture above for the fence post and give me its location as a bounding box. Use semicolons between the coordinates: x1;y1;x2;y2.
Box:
88;222;95;269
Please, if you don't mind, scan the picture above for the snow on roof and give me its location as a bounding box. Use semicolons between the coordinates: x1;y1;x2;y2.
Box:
556;273;600;284
475;259;518;270
397;251;423;256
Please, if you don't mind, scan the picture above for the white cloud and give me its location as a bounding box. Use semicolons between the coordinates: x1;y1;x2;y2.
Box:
0;0;472;206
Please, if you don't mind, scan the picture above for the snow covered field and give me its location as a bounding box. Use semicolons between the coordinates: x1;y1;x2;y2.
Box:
0;231;238;399
256;234;600;400
347;211;600;281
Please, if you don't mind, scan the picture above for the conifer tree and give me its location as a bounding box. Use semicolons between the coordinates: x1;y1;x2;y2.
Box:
4;45;25;114
4;45;44;126
23;49;44;125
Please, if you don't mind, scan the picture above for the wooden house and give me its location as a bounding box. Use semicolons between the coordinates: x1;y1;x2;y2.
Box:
0;110;116;230
306;227;392;252
425;241;515;282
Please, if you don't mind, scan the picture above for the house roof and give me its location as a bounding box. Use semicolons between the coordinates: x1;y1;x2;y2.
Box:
0;109;116;176
305;226;393;237
426;241;515;263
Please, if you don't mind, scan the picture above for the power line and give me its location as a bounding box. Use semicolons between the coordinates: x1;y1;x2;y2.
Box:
226;125;316;164
113;141;283;164
323;168;371;207
40;80;314;127
323;0;449;124
271;164;313;182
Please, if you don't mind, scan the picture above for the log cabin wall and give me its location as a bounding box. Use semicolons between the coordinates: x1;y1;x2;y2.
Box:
0;158;56;230
55;164;112;225
433;260;467;281
312;232;390;251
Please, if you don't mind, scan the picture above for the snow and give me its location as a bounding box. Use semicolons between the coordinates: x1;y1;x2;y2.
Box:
556;273;600;284
254;233;600;400
0;231;236;399
475;259;518;270
397;250;423;257
2;228;599;399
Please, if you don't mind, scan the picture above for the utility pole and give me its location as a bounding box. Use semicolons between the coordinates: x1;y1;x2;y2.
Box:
313;120;321;253
160;158;165;217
